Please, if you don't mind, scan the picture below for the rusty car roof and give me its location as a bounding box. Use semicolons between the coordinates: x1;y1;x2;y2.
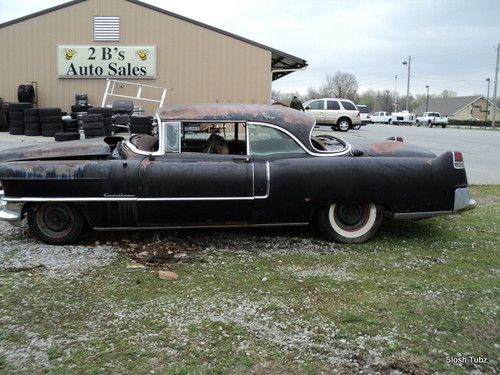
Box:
158;103;317;151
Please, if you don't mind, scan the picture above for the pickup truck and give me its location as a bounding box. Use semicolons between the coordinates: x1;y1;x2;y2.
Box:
416;112;448;128
391;110;415;125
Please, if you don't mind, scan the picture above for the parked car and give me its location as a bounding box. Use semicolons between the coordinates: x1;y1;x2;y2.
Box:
391;110;415;125
416;112;448;128
0;104;475;245
370;111;392;124
304;98;361;131
356;104;371;127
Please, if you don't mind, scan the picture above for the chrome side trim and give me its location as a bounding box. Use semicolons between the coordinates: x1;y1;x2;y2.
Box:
255;161;270;200
93;222;309;231
2;196;254;202
394;211;452;220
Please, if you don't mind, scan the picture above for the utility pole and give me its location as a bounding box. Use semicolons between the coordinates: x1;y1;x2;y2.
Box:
394;74;398;112
385;90;389;112
402;56;411;111
425;85;429;112
492;43;499;128
485;78;490;122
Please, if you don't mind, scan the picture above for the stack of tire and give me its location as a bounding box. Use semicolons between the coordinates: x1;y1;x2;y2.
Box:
70;104;89;120
130;115;153;134
8;102;33;135
82;113;105;138
54;119;80;142
88;107;113;136
24;108;41;136
39;108;63;137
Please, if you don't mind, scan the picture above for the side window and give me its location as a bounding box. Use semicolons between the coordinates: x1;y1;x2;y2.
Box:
308;100;325;110
327;100;340;110
248;124;306;156
340;101;357;111
163;122;180;153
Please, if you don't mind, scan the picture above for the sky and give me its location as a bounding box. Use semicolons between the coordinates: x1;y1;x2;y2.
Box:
1;0;499;97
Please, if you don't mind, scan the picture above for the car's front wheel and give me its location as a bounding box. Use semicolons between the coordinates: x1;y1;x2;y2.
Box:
27;203;85;245
317;203;383;243
337;118;351;132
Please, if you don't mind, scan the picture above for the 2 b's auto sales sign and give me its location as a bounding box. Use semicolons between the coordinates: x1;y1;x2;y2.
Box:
57;45;156;79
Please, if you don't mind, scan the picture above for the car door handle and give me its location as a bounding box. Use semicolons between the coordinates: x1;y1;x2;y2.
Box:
233;156;251;162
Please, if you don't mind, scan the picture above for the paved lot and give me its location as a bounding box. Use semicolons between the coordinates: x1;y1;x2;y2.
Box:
0;125;498;184
314;124;500;184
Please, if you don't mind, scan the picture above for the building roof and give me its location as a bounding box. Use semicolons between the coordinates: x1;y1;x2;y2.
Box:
413;95;499;116
0;0;307;81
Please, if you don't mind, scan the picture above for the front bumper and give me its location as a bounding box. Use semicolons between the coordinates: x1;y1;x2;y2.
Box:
453;187;477;213
0;190;24;226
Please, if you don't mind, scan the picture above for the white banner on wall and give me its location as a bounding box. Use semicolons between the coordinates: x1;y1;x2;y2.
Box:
57;45;156;79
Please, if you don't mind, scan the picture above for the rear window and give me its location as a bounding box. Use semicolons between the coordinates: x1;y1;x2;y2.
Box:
340;101;357;111
357;105;370;113
327;100;340;110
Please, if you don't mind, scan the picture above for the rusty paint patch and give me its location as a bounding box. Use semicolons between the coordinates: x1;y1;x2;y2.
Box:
368;141;405;155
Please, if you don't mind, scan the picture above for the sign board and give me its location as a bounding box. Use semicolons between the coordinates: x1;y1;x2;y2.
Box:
57;45;156;79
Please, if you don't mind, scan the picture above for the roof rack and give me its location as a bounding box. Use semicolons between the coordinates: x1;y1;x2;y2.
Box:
101;79;168;109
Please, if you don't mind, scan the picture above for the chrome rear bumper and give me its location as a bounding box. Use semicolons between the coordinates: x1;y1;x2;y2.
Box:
453;187;477;213
0;190;23;226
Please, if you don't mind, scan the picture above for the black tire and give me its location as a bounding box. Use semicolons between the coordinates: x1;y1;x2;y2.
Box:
25;129;41;136
129;123;152;134
353;123;361;130
24;122;41;130
24;115;39;122
387;119;392;124
103;117;112;125
84;128;105;137
9;111;24;119
83;121;104;130
9;102;32;111
317;203;383;243
24;108;39;116
41;130;59;137
55;132;80;141
9;119;24;127
17;85;35;103
441;124;447;128
88;107;113;117
40;116;62;123
64;126;79;132
82;114;103;122
27;203;84;245
130;115;153;125
336;118;351;132
416;120;420;127
39;107;62;116
9;127;25;135
71;105;89;112
41;122;64;130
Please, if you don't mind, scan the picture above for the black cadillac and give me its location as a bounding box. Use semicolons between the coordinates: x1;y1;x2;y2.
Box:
0;104;476;245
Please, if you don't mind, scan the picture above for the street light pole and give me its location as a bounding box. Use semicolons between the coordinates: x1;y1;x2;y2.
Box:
425;85;429;112
492;42;499;128
402;56;411;111
385;90;389;112
394;74;398;111
485;78;491;122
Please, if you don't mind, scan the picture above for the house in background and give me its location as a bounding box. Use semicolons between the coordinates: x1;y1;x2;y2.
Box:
414;96;500;121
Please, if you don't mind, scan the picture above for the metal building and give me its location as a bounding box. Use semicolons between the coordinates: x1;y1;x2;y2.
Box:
0;0;306;112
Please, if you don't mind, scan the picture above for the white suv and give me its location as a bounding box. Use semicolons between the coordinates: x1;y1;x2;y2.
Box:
304;98;361;132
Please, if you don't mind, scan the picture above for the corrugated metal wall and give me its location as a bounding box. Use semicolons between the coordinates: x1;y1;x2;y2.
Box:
0;0;272;113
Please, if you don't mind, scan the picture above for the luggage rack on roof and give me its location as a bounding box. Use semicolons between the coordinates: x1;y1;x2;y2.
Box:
101;79;168;110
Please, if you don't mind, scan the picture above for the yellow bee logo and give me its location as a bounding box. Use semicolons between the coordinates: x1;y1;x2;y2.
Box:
136;49;148;61
64;49;77;60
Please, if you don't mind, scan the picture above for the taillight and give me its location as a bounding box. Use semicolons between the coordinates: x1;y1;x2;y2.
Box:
453;151;464;169
356;111;360;118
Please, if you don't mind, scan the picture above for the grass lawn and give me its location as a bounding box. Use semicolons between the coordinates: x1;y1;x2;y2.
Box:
0;186;498;374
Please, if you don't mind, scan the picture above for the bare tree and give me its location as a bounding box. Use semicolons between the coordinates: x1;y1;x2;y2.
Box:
440;89;457;98
305;86;322;100
321;72;359;100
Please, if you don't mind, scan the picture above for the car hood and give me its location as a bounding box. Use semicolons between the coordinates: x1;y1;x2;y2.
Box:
0;138;111;163
354;140;437;158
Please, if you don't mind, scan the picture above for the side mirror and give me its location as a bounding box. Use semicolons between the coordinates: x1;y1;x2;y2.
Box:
305;106;311;110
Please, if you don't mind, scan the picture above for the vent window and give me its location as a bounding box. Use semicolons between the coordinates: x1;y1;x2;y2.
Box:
94;16;120;41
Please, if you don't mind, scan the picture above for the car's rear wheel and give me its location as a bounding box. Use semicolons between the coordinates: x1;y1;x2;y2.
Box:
317;203;383;243
27;203;84;245
337;118;351;132
428;120;433;127
416;120;420;127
